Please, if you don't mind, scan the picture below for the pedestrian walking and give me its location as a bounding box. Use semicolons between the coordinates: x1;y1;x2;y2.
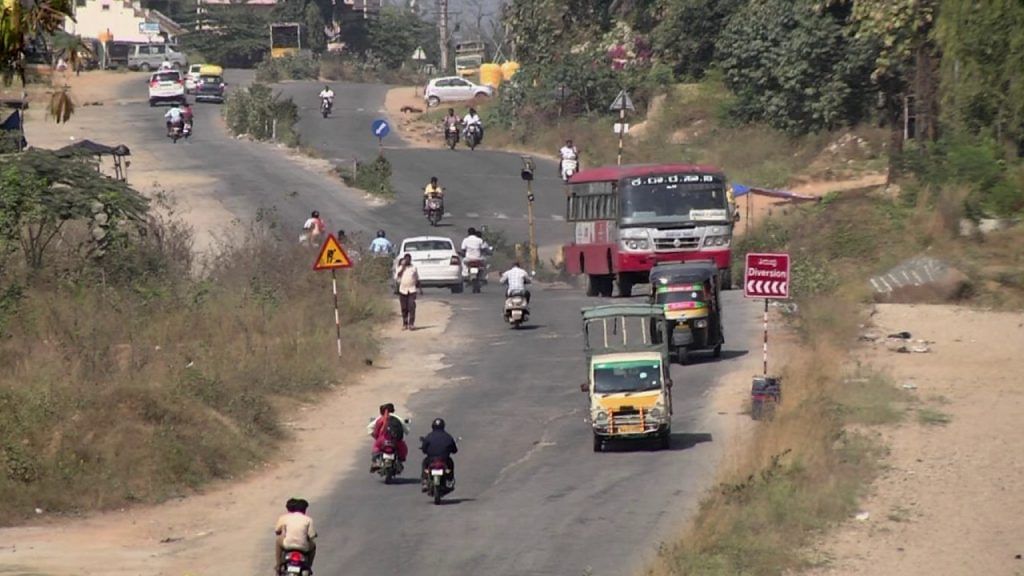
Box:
394;254;420;330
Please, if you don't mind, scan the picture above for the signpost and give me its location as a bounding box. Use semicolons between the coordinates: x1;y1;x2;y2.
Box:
313;234;353;358
520;156;538;275
744;252;790;375
609;89;635;166
371;118;390;152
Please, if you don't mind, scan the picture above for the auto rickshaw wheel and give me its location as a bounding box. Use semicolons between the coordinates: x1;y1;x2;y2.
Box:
713;343;722;358
593;434;603;452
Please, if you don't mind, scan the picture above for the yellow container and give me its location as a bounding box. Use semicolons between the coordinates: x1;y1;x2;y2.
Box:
479;63;503;89
501;61;520;81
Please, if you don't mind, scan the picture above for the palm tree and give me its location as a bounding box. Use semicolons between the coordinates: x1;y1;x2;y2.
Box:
1;0;79;123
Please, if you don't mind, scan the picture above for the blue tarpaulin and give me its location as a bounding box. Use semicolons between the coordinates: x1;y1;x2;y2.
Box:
1;110;27;150
732;183;820;202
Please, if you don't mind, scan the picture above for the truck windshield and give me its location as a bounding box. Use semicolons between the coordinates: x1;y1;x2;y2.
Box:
619;175;727;223
593;360;662;394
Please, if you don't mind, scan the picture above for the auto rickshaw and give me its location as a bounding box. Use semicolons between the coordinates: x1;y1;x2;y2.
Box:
648;261;724;363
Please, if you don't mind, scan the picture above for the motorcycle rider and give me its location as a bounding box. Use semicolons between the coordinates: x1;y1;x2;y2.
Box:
423;176;444;213
559;139;579;179
164;104;184;136
420;417;458;491
274;497;317;573
301;210;325;247
460;227;490;262
367;402;410;470
500;260;532;304
318;84;335;113
442;108;461;143
369;229;393;256
462;107;483;143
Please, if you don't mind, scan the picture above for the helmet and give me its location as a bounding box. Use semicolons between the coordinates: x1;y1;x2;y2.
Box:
431;418;446;431
376;229;386;238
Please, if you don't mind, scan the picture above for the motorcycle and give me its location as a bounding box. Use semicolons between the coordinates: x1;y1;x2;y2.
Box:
425;196;444;227
373;438;403;484
278;550;312;576
425;456;454;505
561;157;578;182
182;120;192;140
445;123;460;150
463;259;486;293
503;290;530;328
321;97;332;118
167;120;183;143
465;124;482;150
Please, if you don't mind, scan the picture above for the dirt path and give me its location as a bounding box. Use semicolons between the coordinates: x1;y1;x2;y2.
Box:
805;304;1024;576
0;300;452;576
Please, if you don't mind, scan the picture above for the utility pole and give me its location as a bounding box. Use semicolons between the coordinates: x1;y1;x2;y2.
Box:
438;0;449;74
521;156;538;275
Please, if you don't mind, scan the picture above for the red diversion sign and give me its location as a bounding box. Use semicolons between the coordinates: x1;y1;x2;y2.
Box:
744;252;790;299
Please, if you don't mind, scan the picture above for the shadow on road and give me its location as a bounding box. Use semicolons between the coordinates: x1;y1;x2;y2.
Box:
509;324;544;331
380;477;421;486
680;349;749;366
599;432;713;453
437;497;476;506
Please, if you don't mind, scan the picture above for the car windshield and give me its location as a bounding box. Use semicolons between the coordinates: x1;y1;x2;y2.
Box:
154;72;179;82
619;173;728;223
593;360;662;394
403;240;453;252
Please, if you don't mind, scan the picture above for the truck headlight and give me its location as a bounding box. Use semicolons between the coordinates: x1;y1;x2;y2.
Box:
594;410;608;422
647;407;662;421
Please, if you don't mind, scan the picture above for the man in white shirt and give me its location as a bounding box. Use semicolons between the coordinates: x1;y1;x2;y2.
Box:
460;227;490;262
164;105;183;136
369;229;393;256
318;85;334;111
462;107;483;142
274;498;317;572
500;261;532;303
559;139;579;180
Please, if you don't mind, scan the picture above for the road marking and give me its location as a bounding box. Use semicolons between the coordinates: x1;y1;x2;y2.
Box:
494;213;509;219
551;215;565;221
466;212;479;218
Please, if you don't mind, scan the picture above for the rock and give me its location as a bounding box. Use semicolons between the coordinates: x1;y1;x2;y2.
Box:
902;382;918;390
869;256;973;303
959;218;979;237
978;218;1011;234
855;511;870;521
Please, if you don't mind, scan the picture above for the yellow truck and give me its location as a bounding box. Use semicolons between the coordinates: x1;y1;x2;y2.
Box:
579;304;673;452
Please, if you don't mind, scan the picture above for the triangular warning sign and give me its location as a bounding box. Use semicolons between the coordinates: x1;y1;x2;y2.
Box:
609;89;635;112
313;234;352;271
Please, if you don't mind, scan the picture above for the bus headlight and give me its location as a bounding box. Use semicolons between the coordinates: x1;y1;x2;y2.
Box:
703;235;731;247
620;229;652;252
623;239;650;250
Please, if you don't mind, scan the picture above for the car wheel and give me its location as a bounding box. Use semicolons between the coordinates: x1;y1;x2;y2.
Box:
474;91;490;99
139;63;151;72
450;283;463;294
148;99;156;107
427;96;440;107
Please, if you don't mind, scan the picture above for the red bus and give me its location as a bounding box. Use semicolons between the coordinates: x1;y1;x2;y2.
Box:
564;164;737;297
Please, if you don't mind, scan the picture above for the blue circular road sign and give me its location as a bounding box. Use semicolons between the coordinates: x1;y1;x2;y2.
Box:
372;119;391;138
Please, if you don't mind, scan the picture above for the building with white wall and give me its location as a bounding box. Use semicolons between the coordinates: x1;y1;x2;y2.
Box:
65;0;183;44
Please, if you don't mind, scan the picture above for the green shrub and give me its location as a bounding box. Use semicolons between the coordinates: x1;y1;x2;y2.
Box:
255;54;320;83
337;154;394;199
223;83;299;146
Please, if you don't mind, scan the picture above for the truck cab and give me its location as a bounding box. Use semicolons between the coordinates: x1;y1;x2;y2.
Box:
580;304;673;451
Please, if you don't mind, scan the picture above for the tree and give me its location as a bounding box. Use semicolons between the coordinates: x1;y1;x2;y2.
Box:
935;0;1024;153
716;0;878;134
365;8;435;69
1;0;79;123
270;0;327;54
0;150;149;269
185;5;269;68
648;0;745;80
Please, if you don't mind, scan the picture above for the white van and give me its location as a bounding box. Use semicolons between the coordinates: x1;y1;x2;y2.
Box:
127;44;187;72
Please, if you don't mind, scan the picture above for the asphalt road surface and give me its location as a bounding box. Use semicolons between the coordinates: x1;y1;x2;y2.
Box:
125;74;760;576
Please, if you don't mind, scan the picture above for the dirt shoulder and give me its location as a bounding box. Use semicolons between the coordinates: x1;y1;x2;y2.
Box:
805;304;1024;576
0;300;452;576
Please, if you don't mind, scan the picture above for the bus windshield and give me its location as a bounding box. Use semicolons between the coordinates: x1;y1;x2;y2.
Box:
619;173;728;224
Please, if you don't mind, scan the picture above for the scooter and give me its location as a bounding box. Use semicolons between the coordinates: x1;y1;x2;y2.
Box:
503;290;530;328
278;550;312;576
167;120;183;143
463;259;486;293
321;97;332;118
561;157;578;182
445;123;460;150
465;124;482;150
425;196;444;227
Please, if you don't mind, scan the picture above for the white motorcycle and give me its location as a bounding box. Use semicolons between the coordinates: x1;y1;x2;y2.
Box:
561;157;578;182
503;290;530;328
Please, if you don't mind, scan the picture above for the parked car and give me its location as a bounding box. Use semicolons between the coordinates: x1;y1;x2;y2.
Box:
148;70;186;106
194;74;226;103
128;43;187;72
393;236;464;293
185;63;224;93
422;76;494;107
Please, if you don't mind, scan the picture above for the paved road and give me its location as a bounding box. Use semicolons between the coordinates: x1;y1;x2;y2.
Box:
123;75;760;576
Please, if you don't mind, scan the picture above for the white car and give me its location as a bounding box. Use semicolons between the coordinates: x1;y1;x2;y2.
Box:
423;76;494;107
393;236;464;293
148;70;186;106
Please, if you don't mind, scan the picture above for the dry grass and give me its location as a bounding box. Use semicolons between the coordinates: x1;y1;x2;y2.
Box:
0;211;391;524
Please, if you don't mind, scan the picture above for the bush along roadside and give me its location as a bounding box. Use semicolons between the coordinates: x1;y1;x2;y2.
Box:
0;151;391;523
223;83;300;146
337;154;395;200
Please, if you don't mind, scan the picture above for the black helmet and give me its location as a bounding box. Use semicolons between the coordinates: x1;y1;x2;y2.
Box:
431;417;446;431
376;229;386;238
